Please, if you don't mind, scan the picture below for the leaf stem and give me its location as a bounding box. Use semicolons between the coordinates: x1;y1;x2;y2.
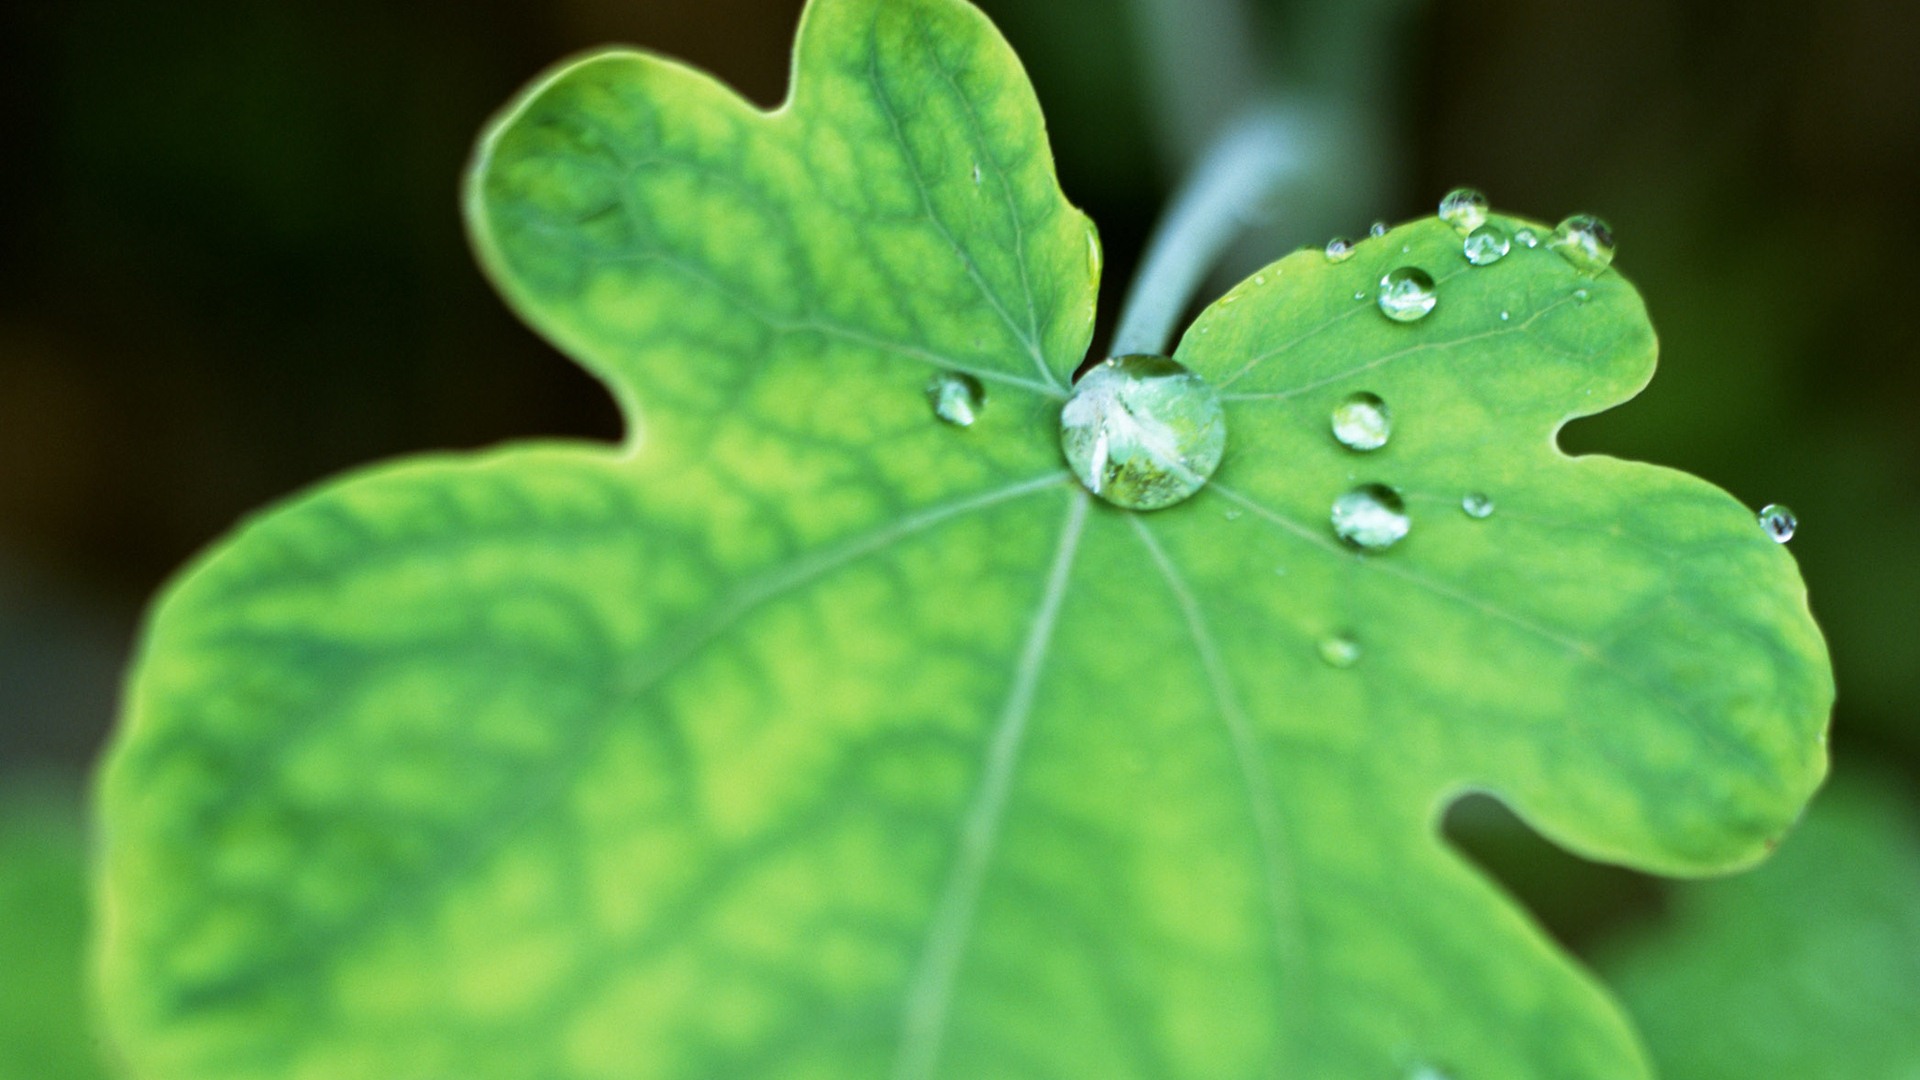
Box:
1109;105;1308;358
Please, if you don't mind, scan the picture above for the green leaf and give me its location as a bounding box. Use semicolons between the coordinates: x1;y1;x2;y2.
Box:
96;0;1833;1077
0;774;108;1080
1595;772;1920;1079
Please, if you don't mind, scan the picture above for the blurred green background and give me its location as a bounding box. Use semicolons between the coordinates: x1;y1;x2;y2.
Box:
1;0;1916;1074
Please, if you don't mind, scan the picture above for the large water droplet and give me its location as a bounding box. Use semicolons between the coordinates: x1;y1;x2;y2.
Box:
1758;503;1797;543
1369;220;1389;238
1463;223;1511;266
1550;214;1616;274
1438;187;1490;232
1325;237;1358;262
1331;484;1411;549
1060;355;1227;511
1331;392;1393;451
1319;634;1362;668
1462;491;1495;519
926;371;985;427
1378;267;1438;322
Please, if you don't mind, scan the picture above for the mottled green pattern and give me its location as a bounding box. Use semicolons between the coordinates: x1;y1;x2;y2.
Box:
1598;774;1920;1079
95;0;1833;1077
0;776;107;1080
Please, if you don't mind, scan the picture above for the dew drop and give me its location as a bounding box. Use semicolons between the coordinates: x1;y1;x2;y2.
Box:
1059;355;1227;511
1514;227;1540;248
1331;484;1410;549
1438;187;1489;232
1758;503;1797;543
1499;310;1511;321
1331;392;1393;451
1549;214;1616;275
1462;491;1495;519
1224;507;1244;521
1377;267;1438;322
1354;290;1368;301
926;371;985;427
1574;288;1591;303
1319;634;1362;668
1369;220;1389;238
971;162;983;186
1325;237;1358;262
1463;223;1511;266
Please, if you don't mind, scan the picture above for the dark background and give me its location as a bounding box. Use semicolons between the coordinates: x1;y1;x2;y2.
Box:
3;0;1916;940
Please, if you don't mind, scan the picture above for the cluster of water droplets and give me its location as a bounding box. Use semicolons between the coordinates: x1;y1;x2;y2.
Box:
920;187;1793;676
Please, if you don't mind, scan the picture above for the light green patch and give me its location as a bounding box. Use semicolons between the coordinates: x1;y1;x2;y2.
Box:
1597;772;1920;1080
0;775;108;1080
96;0;1832;1076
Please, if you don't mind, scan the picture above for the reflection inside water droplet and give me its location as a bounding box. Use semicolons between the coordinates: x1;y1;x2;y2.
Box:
1059;355;1227;511
1331;484;1411;549
1378;267;1438;322
1462;492;1495;519
1463;223;1511;266
1515;227;1540;249
1550;213;1616;274
1438;187;1489;232
1758;503;1797;543
1331;392;1393;451
1325;237;1357;262
926;371;985;427
1369;220;1389;238
1319;634;1362;668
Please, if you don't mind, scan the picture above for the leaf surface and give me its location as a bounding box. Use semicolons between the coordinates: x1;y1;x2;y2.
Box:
97;0;1833;1077
0;775;107;1080
1596;773;1920;1079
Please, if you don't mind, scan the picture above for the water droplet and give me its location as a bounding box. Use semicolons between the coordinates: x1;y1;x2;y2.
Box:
1254;273;1268;286
1224;507;1244;521
971;162;983;186
1462;491;1495;519
1059;355;1227;511
1499;310;1511;321
1319;634;1362;668
1515;227;1540;249
1438;187;1489;232
1331;392;1392;451
1353;290;1368;301
1325;237;1357;262
1574;288;1591;303
1331;484;1410;549
1549;214;1616;275
1369;220;1389;238
1377;267;1438;322
1758;503;1797;543
926;371;985;427
1463;223;1511;266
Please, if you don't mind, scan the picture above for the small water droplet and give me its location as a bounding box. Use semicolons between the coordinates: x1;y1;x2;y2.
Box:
1354;290;1368;301
971;162;983;186
1255;273;1268;286
1224;507;1244;521
1463;223;1511;266
1331;392;1392;451
1059;355;1228;511
1325;237;1357;262
1319;634;1362;668
1574;288;1591;303
1499;310;1511;321
1549;214;1616;274
1758;503;1797;543
1377;267;1438;322
1462;491;1495;519
1515;228;1539;249
1369;220;1389;238
926;371;985;427
1438;187;1490;232
1331;484;1410;550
